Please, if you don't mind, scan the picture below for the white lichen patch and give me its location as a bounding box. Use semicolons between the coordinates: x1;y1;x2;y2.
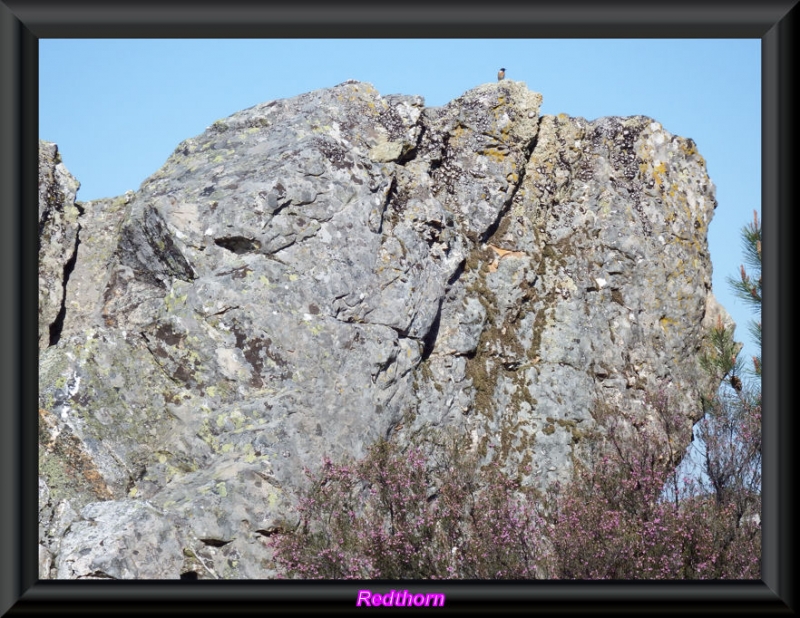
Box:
215;347;249;381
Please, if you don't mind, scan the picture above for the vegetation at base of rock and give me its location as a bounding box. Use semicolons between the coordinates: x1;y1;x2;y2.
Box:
268;431;550;579
270;381;760;579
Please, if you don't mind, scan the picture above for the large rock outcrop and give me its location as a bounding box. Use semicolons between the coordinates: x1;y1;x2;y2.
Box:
38;80;732;579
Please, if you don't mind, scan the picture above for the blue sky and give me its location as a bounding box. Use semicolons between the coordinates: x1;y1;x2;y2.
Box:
39;39;761;371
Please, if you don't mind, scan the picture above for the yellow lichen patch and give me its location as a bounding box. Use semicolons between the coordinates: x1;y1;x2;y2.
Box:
659;316;678;332
450;124;467;144
652;161;668;186
305;321;325;336
481;146;509;164
230;409;245;430
679;140;697;157
197;417;220;452
265;485;282;509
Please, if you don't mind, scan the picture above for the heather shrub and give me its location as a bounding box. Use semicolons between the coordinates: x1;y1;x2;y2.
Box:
267;433;552;579
546;386;760;579
268;381;759;580
268;383;759;579
447;457;552;579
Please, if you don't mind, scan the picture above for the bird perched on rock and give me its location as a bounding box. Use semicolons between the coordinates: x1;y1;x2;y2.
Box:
497;67;506;81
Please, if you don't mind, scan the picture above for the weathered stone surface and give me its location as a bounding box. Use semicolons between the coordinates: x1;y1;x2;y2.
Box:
38;476;79;579
63;191;134;332
425;113;723;483
54;500;185;579
38;140;81;351
39;79;729;578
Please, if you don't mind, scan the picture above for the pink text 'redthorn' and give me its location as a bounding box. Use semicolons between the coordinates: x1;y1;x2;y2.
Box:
356;589;445;607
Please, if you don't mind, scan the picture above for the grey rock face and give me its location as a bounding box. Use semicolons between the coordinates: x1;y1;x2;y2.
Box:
38;141;81;351
39;80;729;578
55;500;185;579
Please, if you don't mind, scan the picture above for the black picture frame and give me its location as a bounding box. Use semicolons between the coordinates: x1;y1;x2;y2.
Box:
1;1;795;614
